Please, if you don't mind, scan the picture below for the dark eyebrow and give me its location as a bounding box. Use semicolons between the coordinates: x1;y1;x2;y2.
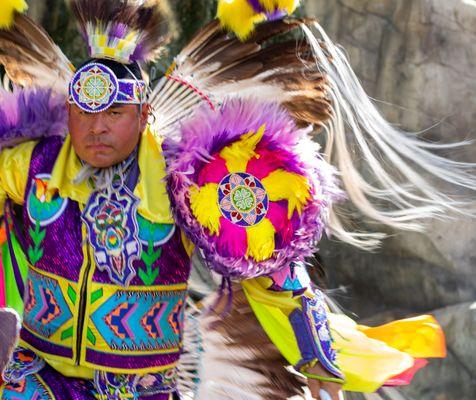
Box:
109;104;126;110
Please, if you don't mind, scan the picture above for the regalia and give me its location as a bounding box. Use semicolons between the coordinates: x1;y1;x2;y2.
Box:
0;1;471;399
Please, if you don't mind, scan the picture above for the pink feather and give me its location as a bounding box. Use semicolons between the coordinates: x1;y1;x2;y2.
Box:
198;154;229;186
214;217;248;257
266;201;294;248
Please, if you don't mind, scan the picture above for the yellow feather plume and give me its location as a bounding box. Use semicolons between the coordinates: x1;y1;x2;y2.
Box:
0;0;27;29
190;183;222;235
260;0;300;14
220;124;265;173
262;169;311;218
217;0;267;41
246;218;276;261
217;0;300;40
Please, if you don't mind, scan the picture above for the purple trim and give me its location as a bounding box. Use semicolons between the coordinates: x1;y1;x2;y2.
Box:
20;328;73;359
85;348;180;370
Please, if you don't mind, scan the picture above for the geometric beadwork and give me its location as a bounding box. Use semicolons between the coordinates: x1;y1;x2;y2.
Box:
22;270;73;339
218;172;269;227
70;63;119;113
90;289;186;352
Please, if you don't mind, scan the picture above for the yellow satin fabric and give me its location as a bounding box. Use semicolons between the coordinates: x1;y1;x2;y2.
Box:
0;141;36;215
242;277;446;393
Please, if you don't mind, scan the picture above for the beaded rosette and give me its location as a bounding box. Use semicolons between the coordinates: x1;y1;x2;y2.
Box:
69;62;146;113
166;99;342;279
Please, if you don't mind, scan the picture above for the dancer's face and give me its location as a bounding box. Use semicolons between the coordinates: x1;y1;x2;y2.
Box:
68;103;149;168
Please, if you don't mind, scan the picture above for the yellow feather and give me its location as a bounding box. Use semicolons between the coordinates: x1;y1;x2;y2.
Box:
220;124;265;173
189;183;222;235
260;0;301;14
0;0;27;29
217;0;267;40
246;218;276;261
262;169;311;218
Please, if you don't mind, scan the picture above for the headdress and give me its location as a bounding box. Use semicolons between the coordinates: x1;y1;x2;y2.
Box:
217;0;301;40
67;0;172;112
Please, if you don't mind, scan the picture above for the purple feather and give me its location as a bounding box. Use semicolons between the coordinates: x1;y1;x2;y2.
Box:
166;98;344;279
0;87;67;149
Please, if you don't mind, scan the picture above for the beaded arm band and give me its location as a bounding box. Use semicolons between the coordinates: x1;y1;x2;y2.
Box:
289;289;344;381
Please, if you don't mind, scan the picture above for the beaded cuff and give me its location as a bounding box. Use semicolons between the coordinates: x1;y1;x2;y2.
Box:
289;291;344;380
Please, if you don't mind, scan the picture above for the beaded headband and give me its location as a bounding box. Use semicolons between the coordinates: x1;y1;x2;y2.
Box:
68;62;146;113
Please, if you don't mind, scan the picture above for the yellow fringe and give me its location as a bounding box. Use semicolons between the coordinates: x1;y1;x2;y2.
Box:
220;124;265;173
246;218;276;261
262;169;311;218
0;0;27;29
189;183;222;235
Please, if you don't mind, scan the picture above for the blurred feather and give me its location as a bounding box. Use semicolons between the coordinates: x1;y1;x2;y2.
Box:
190;283;308;399
0;14;73;93
0;87;67;149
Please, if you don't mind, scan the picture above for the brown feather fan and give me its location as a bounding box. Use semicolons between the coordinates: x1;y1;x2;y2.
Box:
0;14;73;93
179;284;308;400
149;18;331;138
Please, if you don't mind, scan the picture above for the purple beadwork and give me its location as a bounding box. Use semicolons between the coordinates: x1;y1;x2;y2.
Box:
290;291;344;379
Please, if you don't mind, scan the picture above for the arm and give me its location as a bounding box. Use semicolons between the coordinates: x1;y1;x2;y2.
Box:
0;141;36;214
242;262;344;399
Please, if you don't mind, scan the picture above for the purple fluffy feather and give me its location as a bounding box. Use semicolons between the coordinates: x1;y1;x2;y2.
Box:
166;98;344;279
0;87;67;149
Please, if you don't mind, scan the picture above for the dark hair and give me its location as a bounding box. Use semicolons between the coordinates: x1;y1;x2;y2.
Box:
78;59;144;81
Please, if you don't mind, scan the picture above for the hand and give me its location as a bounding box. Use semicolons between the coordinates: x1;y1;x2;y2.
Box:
306;363;343;400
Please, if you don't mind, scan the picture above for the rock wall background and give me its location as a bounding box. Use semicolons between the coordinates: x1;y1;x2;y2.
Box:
23;0;476;398
305;1;476;399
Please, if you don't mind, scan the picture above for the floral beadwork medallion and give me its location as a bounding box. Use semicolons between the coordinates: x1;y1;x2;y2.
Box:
218;172;269;227
70;63;118;113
